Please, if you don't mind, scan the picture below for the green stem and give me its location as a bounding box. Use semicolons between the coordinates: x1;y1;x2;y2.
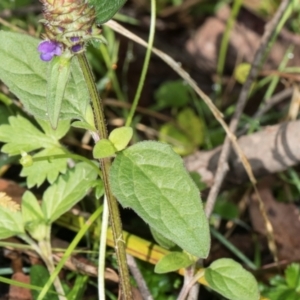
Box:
125;0;156;127
216;0;242;101
36;206;103;300
35;227;66;300
78;53;132;300
98;194;109;300
99;43;125;103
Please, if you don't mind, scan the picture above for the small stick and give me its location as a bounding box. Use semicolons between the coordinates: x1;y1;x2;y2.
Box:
204;0;292;217
126;254;153;300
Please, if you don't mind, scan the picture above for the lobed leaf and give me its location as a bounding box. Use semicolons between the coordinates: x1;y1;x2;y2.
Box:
42;162;98;222
20;147;68;188
0;115;58;156
110;141;210;258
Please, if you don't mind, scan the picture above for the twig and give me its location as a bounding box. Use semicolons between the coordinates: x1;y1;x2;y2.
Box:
181;265;199;300
237;87;293;136
184;119;300;188
0;16;27;34
177;270;204;300
204;0;292;217
126;254;154;300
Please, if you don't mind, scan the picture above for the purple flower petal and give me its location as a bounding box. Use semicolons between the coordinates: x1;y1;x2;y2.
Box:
53;46;62;56
72;44;82;53
40;53;53;61
70;37;80;43
37;40;62;61
38;41;57;52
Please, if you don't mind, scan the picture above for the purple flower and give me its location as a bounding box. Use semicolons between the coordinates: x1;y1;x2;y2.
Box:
37;40;62;61
71;44;82;53
70;37;80;43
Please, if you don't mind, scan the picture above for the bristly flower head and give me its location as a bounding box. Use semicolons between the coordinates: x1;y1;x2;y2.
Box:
0;192;20;212
38;0;102;60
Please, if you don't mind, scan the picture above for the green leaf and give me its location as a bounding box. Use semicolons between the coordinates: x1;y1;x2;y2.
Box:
0;204;24;239
159;108;205;155
42;162;98;222
66;274;88;300
189;172;206;191
109;126;133;151
150;226;176;249
93;139;116;159
71;121;95;131
37;119;70;141
30;265;59;300
159;123;194;155
20;147;68;188
266;287;299;300
0;31;90;121
154;80;190;110
22;191;44;224
0;115;58;156
204;258;260;300
22;191;47;241
177;108;205;146
20;152;33;167
214;199;239;220
89;0;127;24
110;141;210;258
285;263;300;289
47;56;72;129
234;63;251;84
155;252;193;274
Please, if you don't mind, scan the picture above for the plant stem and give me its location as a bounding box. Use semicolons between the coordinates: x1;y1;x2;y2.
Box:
177;269;205;300
216;0;242;101
20;235;66;300
37;227;66;300
78;54;132;299
98;194;109;300
125;0;156;127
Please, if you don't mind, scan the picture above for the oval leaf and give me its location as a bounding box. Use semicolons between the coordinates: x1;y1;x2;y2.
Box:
150;226;175;250
110;141;210;258
93;139;116;159
109;126;133;151
89;0;127;24
204;258;260;300
155;252;193;274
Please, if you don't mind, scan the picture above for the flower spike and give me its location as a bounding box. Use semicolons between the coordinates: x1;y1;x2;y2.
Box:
38;0;102;60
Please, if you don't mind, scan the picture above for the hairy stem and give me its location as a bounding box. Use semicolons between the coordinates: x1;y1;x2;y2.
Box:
78;54;132;299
